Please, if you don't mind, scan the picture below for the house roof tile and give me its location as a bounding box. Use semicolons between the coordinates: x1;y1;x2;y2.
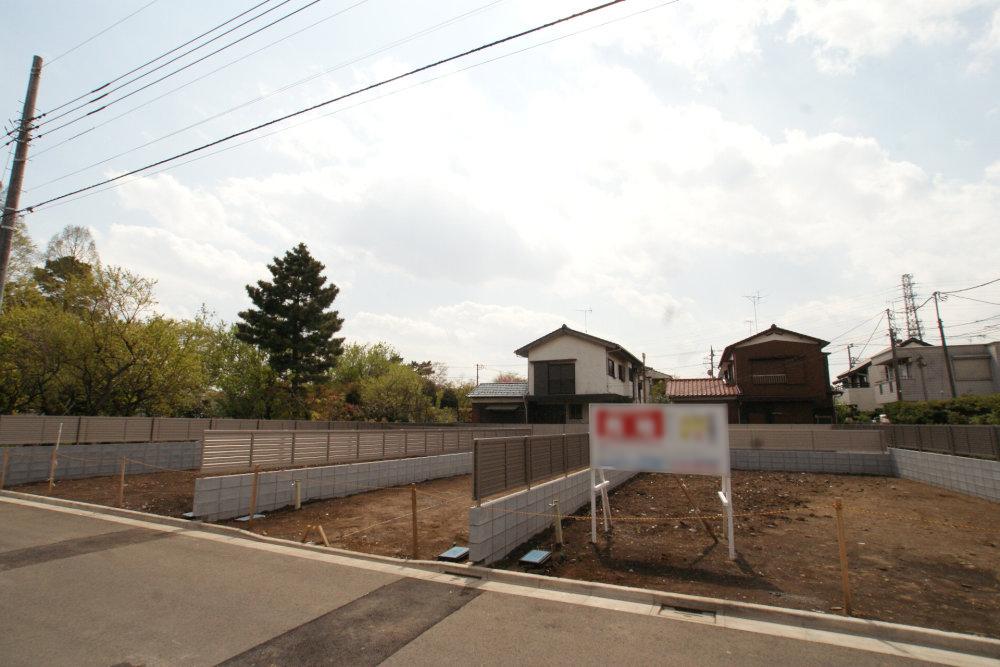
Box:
467;382;528;398
667;378;740;398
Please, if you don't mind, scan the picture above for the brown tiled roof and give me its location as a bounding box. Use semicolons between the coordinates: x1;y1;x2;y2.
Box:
667;378;740;398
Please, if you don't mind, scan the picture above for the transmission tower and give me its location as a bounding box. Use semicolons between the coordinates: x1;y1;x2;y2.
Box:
900;274;924;341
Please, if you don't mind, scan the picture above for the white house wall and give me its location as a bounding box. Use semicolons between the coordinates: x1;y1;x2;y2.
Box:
526;336;633;398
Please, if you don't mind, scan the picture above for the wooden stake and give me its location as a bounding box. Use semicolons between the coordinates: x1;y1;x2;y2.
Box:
834;498;853;616
293;479;302;510
679;480;719;543
0;448;9;490
117;457;126;508
248;466;261;529
301;524;314;543
411;484;419;560
317;525;331;547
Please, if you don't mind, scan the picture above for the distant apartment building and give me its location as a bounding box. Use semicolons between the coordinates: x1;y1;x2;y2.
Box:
467;325;649;424
836;339;1000;409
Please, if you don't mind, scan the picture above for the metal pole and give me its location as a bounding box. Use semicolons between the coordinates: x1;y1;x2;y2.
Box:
410;484;419;559
933;292;957;399
834;498;853;615
0;56;43;313
552;499;563;546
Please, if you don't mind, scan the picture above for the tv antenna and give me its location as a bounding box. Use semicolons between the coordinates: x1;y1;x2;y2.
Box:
743;290;763;333
575;307;593;333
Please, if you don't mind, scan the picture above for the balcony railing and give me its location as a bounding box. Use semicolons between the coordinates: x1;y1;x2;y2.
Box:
752;373;787;384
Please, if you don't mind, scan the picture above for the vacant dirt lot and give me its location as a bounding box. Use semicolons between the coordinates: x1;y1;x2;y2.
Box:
499;471;1000;638
227;475;471;560
11;470;197;517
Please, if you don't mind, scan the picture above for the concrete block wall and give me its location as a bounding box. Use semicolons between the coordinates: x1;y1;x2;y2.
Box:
890;448;1000;502
469;468;636;565
731;450;893;476
1;441;201;486
192;451;472;521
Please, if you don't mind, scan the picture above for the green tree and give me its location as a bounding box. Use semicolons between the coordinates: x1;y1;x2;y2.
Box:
359;365;433;422
334;342;403;385
236;244;344;408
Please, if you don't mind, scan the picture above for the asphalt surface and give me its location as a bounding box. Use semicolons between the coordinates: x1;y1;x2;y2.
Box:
0;498;943;666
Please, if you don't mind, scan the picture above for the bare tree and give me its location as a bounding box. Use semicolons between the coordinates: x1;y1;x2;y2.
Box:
45;225;99;265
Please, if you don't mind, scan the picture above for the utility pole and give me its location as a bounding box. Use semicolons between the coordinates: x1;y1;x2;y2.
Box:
641;352;647;403
475;363;486;386
575;307;592;333
886;308;902;402
0;55;43;313
933;291;957;399
706;346;715;378
846;343;855;369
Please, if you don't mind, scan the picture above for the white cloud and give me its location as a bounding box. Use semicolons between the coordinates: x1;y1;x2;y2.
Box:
969;7;1000;72
786;0;986;73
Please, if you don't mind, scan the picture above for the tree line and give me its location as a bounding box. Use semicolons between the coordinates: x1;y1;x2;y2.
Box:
0;222;474;422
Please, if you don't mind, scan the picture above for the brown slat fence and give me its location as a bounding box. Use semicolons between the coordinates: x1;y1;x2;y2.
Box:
200;427;531;472
473;433;590;502
0;414;527;446
882;424;1000;461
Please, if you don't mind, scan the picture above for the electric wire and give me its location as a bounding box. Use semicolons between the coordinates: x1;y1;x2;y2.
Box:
44;0;162;68
32;0;291;127
21;0;636;213
940;277;1000;295
853;312;886;365
27;0;511;191
947;294;1000;308
31;0;328;138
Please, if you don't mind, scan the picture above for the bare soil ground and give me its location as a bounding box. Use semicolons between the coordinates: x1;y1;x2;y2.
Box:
11;470;197;517
225;475;471;560
498;471;1000;638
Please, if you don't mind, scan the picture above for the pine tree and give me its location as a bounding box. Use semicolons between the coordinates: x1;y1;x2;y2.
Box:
236;243;344;392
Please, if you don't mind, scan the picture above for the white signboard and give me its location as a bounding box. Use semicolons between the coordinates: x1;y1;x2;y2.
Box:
589;403;729;476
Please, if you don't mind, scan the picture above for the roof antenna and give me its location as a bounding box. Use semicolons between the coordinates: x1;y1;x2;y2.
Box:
575;307;592;333
743;290;763;333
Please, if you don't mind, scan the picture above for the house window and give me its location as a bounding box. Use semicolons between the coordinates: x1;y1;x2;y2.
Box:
617;363;624;380
568;404;583;420
607;359;615;377
547;363;575;395
628;367;635;382
897;363;911;380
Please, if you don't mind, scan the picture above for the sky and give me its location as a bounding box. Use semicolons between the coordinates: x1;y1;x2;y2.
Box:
2;0;999;385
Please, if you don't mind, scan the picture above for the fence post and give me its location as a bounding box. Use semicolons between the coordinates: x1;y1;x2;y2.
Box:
834;498;853;616
992;426;1000;462
0;448;8;490
117;457;126;507
248;466;261;528
47;423;63;493
473;439;480;505
290;431;297;466
248;432;255;470
325;431;331;463
524;436;532;490
424;430;428;455
947;426;956;456
149;418;157;443
411;484;419;559
356;431;361;459
404;431;409;456
381;431;386;459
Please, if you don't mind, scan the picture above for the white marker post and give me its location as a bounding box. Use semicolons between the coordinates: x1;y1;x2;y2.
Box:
589;403;735;560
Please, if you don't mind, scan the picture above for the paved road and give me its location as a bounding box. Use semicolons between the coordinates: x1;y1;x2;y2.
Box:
0;497;950;666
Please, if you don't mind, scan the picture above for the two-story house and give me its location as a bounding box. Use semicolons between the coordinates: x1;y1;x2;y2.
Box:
836;338;1000;410
468;325;649;424
717;324;835;423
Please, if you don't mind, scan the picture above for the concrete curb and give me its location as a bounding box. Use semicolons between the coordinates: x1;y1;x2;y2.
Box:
4;490;998;660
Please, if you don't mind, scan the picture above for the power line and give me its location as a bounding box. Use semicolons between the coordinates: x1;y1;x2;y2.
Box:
827;310;883;344
31;0;328;138
44;0;162;68
27;0;511;191
21;0;635;214
940;277;1000;295
948;293;1000;308
854;311;885;364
